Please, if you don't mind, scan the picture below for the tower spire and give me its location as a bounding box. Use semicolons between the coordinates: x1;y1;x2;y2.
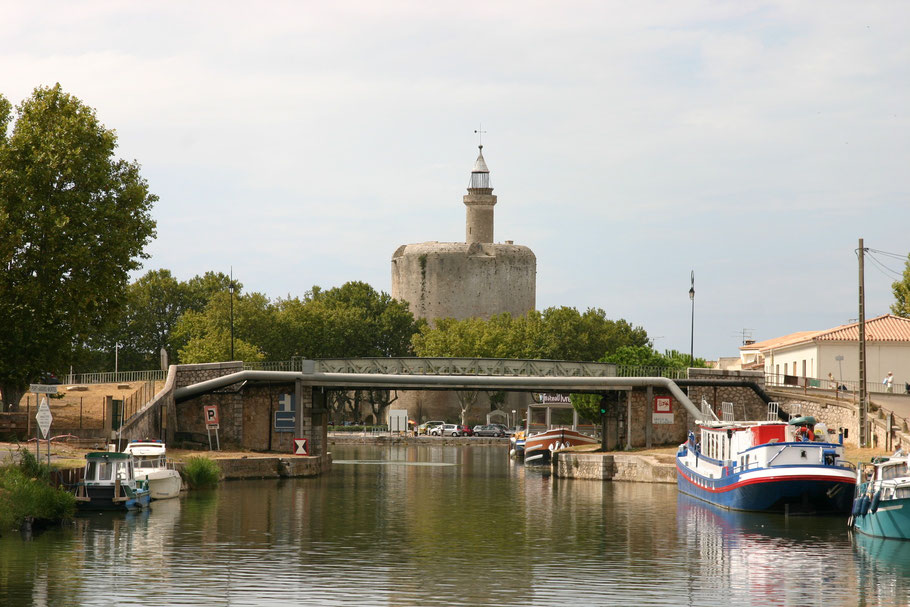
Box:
464;141;496;244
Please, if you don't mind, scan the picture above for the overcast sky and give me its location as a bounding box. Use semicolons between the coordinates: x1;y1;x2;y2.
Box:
3;1;909;361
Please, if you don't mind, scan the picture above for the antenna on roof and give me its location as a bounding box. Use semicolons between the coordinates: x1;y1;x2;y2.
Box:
474;125;487;147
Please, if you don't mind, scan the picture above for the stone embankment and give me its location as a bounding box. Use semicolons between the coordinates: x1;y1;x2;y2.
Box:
553;451;676;483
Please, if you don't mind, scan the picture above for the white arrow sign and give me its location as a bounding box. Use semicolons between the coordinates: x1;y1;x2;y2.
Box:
36;398;53;439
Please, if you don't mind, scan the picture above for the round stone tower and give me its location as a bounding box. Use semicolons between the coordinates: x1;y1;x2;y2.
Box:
391;146;536;323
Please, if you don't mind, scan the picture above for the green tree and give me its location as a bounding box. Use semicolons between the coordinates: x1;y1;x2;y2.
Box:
174;290;270;363
0;85;156;410
891;254;910;318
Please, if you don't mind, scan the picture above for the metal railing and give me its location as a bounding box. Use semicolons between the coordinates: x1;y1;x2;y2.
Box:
65;370;166;385
244;358;698;379
764;373;910;397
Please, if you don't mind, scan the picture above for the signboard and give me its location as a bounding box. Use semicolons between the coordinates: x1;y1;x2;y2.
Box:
535;393;571;405
30;384;59;394
293;438;309;455
653;396;674;424
274;393;295;432
388;409;408;433
203;405;220;426
36;398;53;438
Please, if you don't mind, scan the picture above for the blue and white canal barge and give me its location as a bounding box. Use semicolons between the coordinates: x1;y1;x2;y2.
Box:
676;415;855;514
74;451;151;511
851;453;910;539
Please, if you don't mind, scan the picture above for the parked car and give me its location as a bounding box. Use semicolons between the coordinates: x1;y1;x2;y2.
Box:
473;424;507;437
435;423;461;437
490;423;510;435
457;424;474;437
419;420;445;435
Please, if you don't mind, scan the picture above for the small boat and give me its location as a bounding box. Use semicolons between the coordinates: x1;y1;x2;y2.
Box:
676;403;856;514
74;451;151;511
510;430;526;459
850;452;910;539
524;428;599;465
123;440;183;500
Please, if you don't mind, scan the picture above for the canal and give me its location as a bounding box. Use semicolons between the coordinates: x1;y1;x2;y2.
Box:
2;444;909;606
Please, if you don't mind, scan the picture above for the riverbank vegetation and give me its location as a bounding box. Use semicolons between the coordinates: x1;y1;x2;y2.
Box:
181;456;221;490
0;449;76;532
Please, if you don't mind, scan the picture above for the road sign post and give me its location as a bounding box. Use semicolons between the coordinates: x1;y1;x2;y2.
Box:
36;398;53;466
203;405;221;451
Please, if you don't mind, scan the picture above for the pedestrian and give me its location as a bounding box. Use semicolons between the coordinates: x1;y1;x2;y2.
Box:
883;371;894;393
827;372;837;390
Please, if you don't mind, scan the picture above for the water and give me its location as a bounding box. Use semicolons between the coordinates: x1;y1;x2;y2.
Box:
2;444;909;606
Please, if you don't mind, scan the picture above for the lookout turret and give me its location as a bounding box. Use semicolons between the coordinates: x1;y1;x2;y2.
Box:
464;145;497;244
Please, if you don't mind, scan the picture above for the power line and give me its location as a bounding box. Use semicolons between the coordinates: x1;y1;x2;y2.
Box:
865;250;904;280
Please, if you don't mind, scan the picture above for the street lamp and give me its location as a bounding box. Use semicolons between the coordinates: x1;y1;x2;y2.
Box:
229;269;235;361
688;271;695;367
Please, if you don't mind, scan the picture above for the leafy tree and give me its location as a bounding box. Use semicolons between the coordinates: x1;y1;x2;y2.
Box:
891;254;910;318
174;290;269;363
0;85;156;410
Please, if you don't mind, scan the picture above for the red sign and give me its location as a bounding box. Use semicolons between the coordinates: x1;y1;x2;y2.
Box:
203;405;220;426
654;396;672;413
293;438;308;455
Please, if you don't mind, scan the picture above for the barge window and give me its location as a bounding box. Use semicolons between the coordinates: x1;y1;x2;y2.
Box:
881;463;909;481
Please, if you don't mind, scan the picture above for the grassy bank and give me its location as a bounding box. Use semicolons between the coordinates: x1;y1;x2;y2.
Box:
0;449;76;532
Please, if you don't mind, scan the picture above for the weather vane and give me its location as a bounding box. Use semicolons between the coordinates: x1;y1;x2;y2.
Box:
474;125;487;147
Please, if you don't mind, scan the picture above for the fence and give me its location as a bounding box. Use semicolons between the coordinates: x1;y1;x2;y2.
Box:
764;373;910;398
65;370;166;385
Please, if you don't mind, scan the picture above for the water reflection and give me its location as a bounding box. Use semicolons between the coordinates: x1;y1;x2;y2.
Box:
0;446;903;606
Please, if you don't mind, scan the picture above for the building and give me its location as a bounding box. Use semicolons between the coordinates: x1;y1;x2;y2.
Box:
390;145;538;422
391;145;536;321
739;314;910;391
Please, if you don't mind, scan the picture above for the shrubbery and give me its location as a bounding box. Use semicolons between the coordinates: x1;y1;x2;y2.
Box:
0;448;76;531
181;456;221;489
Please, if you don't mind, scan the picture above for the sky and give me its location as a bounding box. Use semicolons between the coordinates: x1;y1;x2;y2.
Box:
3;1;910;361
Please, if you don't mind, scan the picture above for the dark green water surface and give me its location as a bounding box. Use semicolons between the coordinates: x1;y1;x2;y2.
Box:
2;444;909;606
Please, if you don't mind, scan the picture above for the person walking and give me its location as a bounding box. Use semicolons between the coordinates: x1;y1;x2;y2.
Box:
884;371;894;393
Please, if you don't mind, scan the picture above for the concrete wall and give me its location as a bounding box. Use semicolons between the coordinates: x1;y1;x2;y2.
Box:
554;452;675;483
119;365;176;444
391;242;536;322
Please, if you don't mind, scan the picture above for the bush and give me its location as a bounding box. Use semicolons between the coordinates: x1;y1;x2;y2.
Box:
0;451;76;531
181;456;220;490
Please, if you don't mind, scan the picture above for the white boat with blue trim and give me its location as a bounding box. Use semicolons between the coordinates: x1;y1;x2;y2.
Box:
850;452;910;539
124;440;183;500
676;403;855;514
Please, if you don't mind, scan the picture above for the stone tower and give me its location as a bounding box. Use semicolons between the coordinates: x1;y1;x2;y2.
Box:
390;145;537;422
391;145;536;323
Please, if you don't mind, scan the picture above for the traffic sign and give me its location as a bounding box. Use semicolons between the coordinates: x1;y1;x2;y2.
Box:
30;384;59;394
203;405;220;426
293;438;308;455
36;398;53;438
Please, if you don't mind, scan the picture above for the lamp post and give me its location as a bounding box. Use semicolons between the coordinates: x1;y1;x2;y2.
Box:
229;269;235;361
688;271;695;367
115;343;120;374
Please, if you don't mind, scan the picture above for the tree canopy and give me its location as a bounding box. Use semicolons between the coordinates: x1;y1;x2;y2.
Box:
891;254;910;318
411;307;650;361
0;85;157;410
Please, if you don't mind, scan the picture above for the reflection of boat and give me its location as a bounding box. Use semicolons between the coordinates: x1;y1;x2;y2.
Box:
74;452;151;511
676;403;855;514
524;428;599;465
850;453;910;539
124;440;183;500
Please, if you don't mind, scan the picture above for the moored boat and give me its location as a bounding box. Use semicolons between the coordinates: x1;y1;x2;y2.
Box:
524;428;599;465
124;440;183;500
676;404;856;514
851;452;910;539
74;451;151;511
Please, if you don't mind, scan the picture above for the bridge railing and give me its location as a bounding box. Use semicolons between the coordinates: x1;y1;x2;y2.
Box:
245;357;621;377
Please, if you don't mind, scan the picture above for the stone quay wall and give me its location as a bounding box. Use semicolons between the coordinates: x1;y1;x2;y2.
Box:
174;362;244;448
554;452;675;483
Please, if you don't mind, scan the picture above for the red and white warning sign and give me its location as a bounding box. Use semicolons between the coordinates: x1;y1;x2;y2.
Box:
293;438;309;455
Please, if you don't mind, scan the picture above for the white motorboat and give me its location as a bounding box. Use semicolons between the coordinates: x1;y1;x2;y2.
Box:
123;440;183;500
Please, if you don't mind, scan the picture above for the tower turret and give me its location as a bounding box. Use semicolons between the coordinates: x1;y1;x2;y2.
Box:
464;145;497;244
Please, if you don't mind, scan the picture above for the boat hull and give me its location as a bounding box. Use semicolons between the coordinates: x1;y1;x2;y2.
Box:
852;497;910;539
75;484;151;511
141;470;183;500
525;429;598;466
676;458;855;514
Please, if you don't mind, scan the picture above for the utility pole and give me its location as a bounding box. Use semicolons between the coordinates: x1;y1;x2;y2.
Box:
858;238;868;448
